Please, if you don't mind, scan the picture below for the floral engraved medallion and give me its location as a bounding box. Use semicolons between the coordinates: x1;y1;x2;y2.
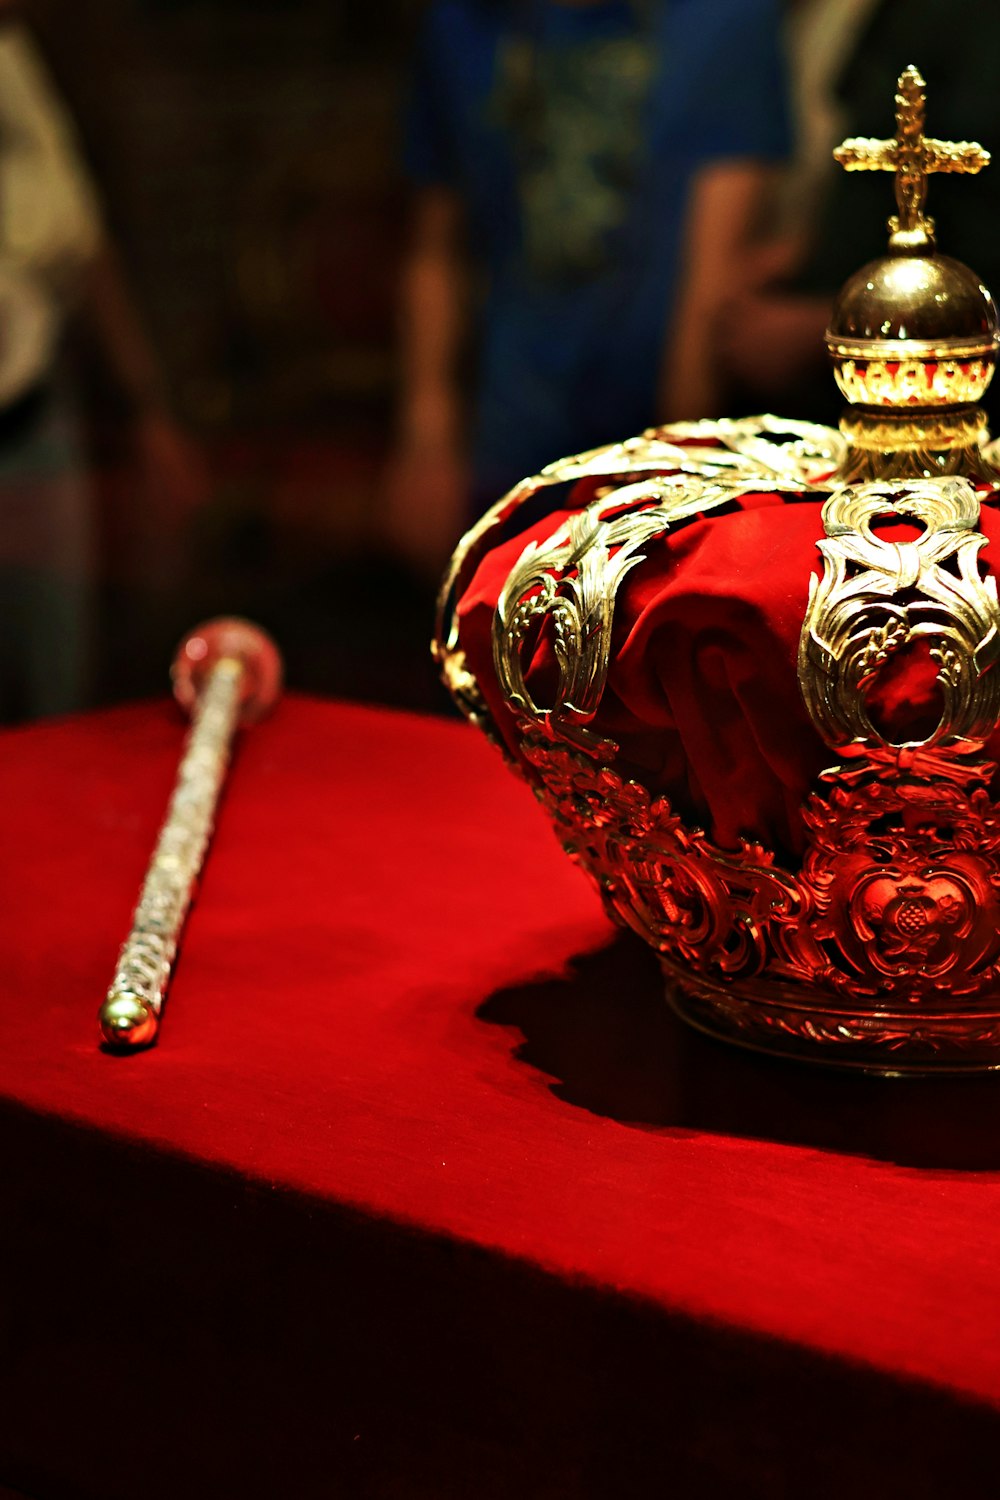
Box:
795;760;1000;1001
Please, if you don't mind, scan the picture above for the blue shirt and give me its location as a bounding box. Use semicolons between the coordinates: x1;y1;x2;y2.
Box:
406;0;791;496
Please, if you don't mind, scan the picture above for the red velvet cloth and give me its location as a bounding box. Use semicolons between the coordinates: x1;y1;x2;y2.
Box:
458;487;1000;857
3;697;1000;1497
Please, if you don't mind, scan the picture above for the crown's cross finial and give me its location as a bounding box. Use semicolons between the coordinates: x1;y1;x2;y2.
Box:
834;66;989;250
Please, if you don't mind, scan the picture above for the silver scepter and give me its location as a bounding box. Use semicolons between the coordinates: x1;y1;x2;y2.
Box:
98;617;282;1050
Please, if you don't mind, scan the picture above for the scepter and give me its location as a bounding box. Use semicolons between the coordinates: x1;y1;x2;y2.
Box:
98;617;282;1050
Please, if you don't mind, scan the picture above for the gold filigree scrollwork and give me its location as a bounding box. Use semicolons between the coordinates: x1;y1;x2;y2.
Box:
787;474;1000;1032
537;414;841;490
494;483;672;752
521;727;1000;1059
494;472;806;751
434;415;836;747
799;477;1000;753
688;413;845;485
832;355;994;410
520;735;802;984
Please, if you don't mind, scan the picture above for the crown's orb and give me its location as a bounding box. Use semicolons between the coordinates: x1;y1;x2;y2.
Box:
831;252;996;345
826;65;999;414
827;252;999;408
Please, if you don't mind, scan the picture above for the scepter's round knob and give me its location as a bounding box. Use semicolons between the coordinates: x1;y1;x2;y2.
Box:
172;617;283;725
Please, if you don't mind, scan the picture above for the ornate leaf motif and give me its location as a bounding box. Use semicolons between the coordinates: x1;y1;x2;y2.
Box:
537;414;843;489
833;356;994;409
799;478;1000;752
434;413;839;738
520;734;802;984
523;726;1000;1000
494;471;805;751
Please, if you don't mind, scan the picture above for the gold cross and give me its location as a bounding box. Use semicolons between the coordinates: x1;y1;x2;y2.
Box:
834;65;989;247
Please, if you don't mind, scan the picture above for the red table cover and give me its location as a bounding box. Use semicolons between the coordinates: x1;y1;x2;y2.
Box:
2;695;1000;1498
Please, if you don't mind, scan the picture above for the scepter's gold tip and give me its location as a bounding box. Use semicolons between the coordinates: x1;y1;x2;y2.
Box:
99;993;158;1049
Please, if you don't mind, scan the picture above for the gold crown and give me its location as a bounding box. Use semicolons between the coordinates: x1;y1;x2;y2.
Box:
435;70;1000;1072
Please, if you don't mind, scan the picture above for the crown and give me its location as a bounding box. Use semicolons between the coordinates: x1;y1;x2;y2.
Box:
434;68;1000;1072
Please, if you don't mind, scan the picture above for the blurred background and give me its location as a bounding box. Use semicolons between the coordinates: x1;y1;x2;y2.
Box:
4;0;999;726
6;0;430;720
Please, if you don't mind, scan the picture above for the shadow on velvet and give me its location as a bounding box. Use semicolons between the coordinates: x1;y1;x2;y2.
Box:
477;931;1000;1172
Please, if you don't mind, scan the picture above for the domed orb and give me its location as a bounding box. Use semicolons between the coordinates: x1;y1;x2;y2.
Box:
826;252;999;408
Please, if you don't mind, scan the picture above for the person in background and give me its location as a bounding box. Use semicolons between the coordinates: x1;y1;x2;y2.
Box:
719;0;1000;426
384;0;792;578
0;6;205;722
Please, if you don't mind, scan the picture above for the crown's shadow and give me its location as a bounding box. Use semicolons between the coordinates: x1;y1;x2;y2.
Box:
477;933;1000;1171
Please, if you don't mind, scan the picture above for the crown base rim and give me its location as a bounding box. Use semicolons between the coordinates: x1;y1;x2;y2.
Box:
666;966;1000;1075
